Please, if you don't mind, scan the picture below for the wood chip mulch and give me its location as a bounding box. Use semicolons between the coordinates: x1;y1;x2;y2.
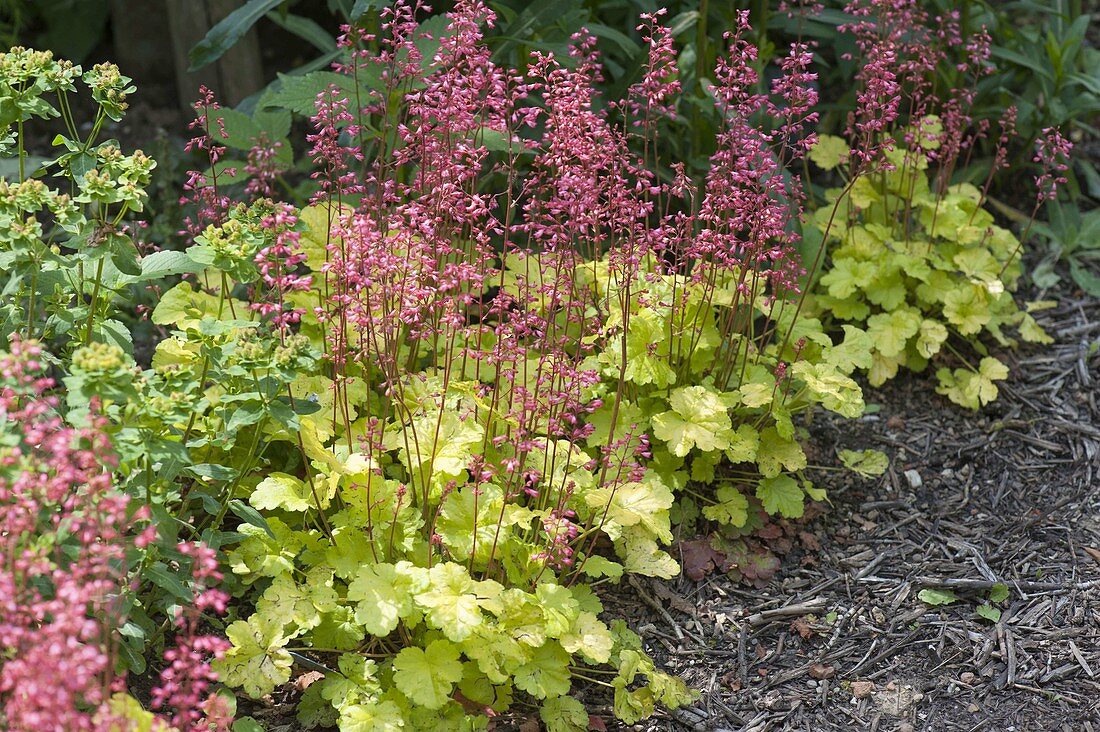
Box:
597;293;1100;732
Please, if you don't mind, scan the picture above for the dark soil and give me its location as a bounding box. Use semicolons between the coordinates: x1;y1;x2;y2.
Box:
598;293;1100;732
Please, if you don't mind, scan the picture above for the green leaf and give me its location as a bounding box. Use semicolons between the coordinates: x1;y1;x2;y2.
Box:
228;499;276;539
129;249;205;282
540;695;589;732
650;385;734;457
189;0;285;71
917;588;957;606
94;318;134;355
976;604;1001;622
215;615;293;698
989;583;1010;604
580;555;623;580
347;562;417;637
145;562;192;602
702;486;748;527
265;12;337;54
415;563;486;642
351;0;387;20
755;427;806;479
943;284;991;335
231;718;264;732
866;307;922;358
392;640;464;709
560;611;613;664
756;474;804;519
339;701;405;732
585;475;674;544
251;472;313;512
513;643;572;699
838;449;889;477
809;134;849;170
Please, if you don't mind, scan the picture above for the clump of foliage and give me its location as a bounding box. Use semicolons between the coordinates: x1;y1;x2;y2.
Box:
805;0;1072;409
161;2;870;727
0;47;235;731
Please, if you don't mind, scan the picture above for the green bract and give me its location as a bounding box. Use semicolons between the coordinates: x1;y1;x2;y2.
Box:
810;131;1050;408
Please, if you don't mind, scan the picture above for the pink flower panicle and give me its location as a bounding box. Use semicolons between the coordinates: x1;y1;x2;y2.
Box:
1034;127;1072;202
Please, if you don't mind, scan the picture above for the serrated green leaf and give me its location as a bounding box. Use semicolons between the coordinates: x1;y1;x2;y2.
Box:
392;640;463;709
838;449;889;477
702;486;748;526
756;474;804;519
540;695;588;732
251;472;313;512
215;615;293;698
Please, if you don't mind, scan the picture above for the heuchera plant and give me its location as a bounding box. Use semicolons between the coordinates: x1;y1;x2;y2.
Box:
148;2;868;728
804;0;1070;410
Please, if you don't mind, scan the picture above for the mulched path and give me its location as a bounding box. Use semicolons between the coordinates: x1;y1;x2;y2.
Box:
597;292;1100;732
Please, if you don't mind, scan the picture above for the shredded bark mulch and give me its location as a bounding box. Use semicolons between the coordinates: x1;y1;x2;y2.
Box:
597;292;1100;732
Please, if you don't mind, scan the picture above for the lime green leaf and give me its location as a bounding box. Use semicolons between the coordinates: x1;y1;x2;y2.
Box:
756;474;804;519
867;351;904;387
586;398;645;448
347;562;418;637
810;134;849;170
650;385;734;457
792;361;864;418
619;308;676;387
339;701;405;732
251;472;314;513
1017;313;1052;344
437;484;504;566
616;534;680;579
917;588;957;606
976;604;1001;622
513;643;571;699
536;583;580;638
312;607;365;651
838;449;889;477
392;411;483;480
585;475;674;543
915;318;948;359
724;424;760;464
943;284;991;335
256;569;337;631
415;563;485;642
821;258;876;299
560;611;613;664
935;357;1008;410
702;486;748;527
580;555;623;580
755;427;806;479
865;268;907;310
866;307;922;358
825;325;874;373
215;615;293;698
392;640;463;710
989;583;1010;603
540;695;588;732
